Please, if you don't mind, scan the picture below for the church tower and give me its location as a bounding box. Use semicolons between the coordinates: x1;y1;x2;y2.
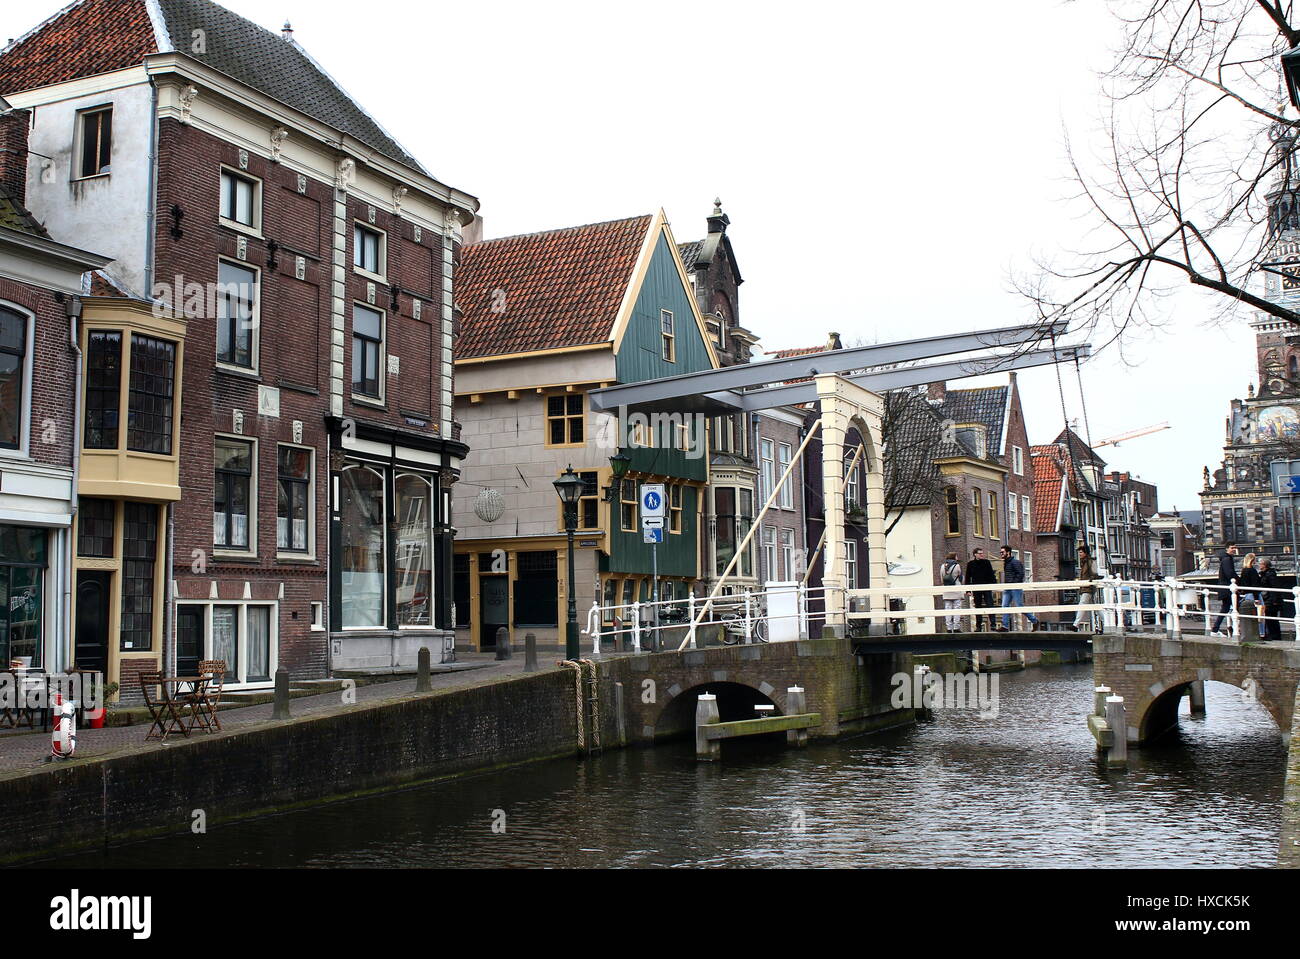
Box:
1254;95;1300;395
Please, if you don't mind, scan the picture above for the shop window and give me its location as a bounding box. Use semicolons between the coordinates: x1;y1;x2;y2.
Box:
514;551;558;627
395;472;434;626
340;464;386;628
120;502;157;651
0;525;46;667
453;554;471;628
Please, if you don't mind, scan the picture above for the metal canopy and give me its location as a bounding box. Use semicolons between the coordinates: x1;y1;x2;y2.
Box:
587;320;1082;415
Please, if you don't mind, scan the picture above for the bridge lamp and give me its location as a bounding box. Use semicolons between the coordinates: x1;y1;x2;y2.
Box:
553;466;584;661
605;449;632;503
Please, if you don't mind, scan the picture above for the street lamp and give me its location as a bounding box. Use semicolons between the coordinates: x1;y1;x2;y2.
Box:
553;465;584;661
605;449;632;502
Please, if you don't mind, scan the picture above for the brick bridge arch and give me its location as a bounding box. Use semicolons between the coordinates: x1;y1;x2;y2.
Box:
1093;635;1300;744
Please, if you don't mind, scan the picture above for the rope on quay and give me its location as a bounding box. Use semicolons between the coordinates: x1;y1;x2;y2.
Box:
558;659;600;755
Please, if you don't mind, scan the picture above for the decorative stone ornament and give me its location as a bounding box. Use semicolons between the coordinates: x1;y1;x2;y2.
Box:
413;225;422;243
233;409;244;434
292;420;303;444
238;149;249;170
270;126;289;162
335;157;355;191
295;255;305;280
392;186;408;213
387;354;400;375
444;208;463;235
367;205;376;224
474;488;506;523
297;173;307;194
366;282;376;305
179;84;198;123
412;299;422;320
237;236;247;261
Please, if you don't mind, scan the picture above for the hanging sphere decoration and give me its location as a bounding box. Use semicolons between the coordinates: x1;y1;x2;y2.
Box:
474;488;506;523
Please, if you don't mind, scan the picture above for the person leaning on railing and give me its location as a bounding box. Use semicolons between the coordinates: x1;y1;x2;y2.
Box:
1239;553;1262;639
1258;558;1284;643
1068;545;1098;633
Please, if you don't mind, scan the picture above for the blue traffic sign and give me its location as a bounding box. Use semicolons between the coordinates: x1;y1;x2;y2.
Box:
644;490;662;511
1286;476;1300;494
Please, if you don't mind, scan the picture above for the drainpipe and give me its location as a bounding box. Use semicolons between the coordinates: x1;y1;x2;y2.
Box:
164;502;174;680
65;294;83;674
144;77;160;296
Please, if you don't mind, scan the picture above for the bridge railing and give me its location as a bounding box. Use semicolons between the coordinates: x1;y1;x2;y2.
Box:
1166;578;1300;640
580;585;841;654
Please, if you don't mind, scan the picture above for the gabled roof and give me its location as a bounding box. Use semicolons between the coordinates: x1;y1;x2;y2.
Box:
1031;445;1067;533
0;0;426;174
939;385;1009;458
455;215;653;360
1052;426;1107;497
884;389;978;508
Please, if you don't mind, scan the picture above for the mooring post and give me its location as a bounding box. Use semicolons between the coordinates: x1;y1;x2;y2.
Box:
787;686;808;747
695;693;720;761
524;633;538;673
1094;685;1111;718
272;667;291;720
416;646;431;692
614;681;628;748
495;626;511;661
1188;680;1206;716
1105;695;1128;768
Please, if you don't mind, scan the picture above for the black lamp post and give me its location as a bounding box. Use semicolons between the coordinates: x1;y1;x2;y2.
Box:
553;465;584;662
1284;43;1300;110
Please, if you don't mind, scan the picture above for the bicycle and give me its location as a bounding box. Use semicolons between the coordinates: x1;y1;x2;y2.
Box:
716;596;769;645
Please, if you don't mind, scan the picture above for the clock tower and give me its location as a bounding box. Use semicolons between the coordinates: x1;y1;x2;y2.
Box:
1255;98;1300;396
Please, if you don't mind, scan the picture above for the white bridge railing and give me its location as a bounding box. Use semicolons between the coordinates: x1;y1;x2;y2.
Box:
579;576;1297;655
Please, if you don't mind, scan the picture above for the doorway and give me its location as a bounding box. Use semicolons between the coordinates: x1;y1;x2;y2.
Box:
480;574;508;649
74;570;111;674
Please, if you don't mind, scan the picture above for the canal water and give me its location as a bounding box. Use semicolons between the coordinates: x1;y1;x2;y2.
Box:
41;664;1288;868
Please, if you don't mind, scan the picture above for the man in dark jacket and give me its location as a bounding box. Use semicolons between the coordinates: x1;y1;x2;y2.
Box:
1258;558;1283;642
965;547;997;632
1209;544;1238;637
997;545;1039;632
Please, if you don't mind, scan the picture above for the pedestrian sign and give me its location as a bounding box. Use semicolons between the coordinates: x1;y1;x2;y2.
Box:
641;483;666;519
642;516;664;529
643;527;664;544
1272;460;1300;497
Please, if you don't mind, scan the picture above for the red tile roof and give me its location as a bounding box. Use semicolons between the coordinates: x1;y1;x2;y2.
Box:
0;0;157;94
1031;444;1066;532
455;215;650;360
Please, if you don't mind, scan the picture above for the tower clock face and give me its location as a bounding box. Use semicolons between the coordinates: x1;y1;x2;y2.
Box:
1284;258;1300;290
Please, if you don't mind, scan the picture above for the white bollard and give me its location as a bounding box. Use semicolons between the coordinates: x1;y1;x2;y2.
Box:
51;691;76;760
695;693;720;761
1094;685;1111;718
1104;695;1127;767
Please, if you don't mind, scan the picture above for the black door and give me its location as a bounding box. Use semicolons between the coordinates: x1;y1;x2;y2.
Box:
480;575;508;649
176;605;204;678
74;571;111;674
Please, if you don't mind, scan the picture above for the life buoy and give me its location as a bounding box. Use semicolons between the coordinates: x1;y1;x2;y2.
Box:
51;692;76;760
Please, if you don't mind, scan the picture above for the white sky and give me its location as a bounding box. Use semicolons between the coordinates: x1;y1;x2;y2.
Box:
9;0;1256;510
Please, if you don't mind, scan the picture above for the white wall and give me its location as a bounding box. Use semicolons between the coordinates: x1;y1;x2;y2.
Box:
885;506;936;634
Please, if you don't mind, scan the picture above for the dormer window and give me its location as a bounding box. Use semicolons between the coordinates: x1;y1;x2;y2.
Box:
954;424;986;459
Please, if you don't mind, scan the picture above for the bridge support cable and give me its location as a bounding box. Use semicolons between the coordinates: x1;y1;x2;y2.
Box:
679;420;823;650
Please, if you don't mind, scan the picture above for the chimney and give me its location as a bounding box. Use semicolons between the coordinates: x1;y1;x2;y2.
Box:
707;197;730;235
281;21;294;41
927;381;946;403
0;107;30;207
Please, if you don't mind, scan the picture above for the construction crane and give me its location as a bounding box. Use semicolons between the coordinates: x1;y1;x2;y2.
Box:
1092;422;1170;449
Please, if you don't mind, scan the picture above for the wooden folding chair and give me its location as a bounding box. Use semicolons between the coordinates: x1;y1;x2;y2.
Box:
195;660;227;732
140;671;186;741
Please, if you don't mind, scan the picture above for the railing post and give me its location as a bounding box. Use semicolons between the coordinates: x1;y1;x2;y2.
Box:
1293;585;1300;641
588;602;602;658
1200;588;1210;633
798;581;808;639
1229;579;1239;641
685;594;697;649
743;590;753;644
1166;580;1181;640
630;603;642;654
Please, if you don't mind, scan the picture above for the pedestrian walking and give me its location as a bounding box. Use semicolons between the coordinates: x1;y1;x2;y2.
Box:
965;547;997;632
1258;559;1283;642
1239;553;1263;639
1209;544;1238;637
1070;545;1099;632
997;545;1039;632
939;552;964;633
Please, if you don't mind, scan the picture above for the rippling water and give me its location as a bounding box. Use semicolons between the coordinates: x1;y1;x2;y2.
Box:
41;664;1288;868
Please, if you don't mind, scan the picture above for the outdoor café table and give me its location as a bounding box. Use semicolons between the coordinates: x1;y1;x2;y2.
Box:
159;676;205;734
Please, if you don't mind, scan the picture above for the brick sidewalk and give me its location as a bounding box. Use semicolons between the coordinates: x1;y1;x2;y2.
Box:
0;654;536;776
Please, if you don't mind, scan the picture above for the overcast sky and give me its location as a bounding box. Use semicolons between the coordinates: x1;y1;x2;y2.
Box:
10;0;1256;511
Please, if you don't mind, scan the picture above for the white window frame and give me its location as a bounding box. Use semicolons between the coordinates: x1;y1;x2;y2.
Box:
1023;551;1033;582
762;526;777;581
845;539;858;588
780;528;795;581
1022;496;1032;532
760;438;775;504
1012;445;1024;475
175;600;279;689
351;302;386;406
1008;492;1019;529
778;443;794;509
213;433;258;558
216;258;261;375
661;309;675;362
0;302;35;459
353;221;387;280
394;470;437;630
219;166;263;235
340;461;389;630
275;443;316;560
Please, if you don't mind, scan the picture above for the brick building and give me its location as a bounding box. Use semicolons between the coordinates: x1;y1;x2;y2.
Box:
0;0;476;694
1102;470;1158;581
0;99;112;672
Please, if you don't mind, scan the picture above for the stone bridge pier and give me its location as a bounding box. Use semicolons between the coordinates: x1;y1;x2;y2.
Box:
1093;635;1300;744
592;637;913;746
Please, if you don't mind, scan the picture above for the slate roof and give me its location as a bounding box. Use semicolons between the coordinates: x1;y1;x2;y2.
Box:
677;240;702;272
0;187;48;236
938;385;1009;458
0;0;427;174
455;215;651;360
1052;426;1107;497
884;389;977;509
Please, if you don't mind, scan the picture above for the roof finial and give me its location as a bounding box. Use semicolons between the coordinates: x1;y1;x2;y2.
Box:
282;20;294;41
712;197;722;216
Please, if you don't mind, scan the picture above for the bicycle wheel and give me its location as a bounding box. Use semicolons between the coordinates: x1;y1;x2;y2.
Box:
752;618;768;643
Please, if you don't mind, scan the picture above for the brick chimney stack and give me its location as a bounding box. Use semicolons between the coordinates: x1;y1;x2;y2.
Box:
0;106;31;207
927;381;947;403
